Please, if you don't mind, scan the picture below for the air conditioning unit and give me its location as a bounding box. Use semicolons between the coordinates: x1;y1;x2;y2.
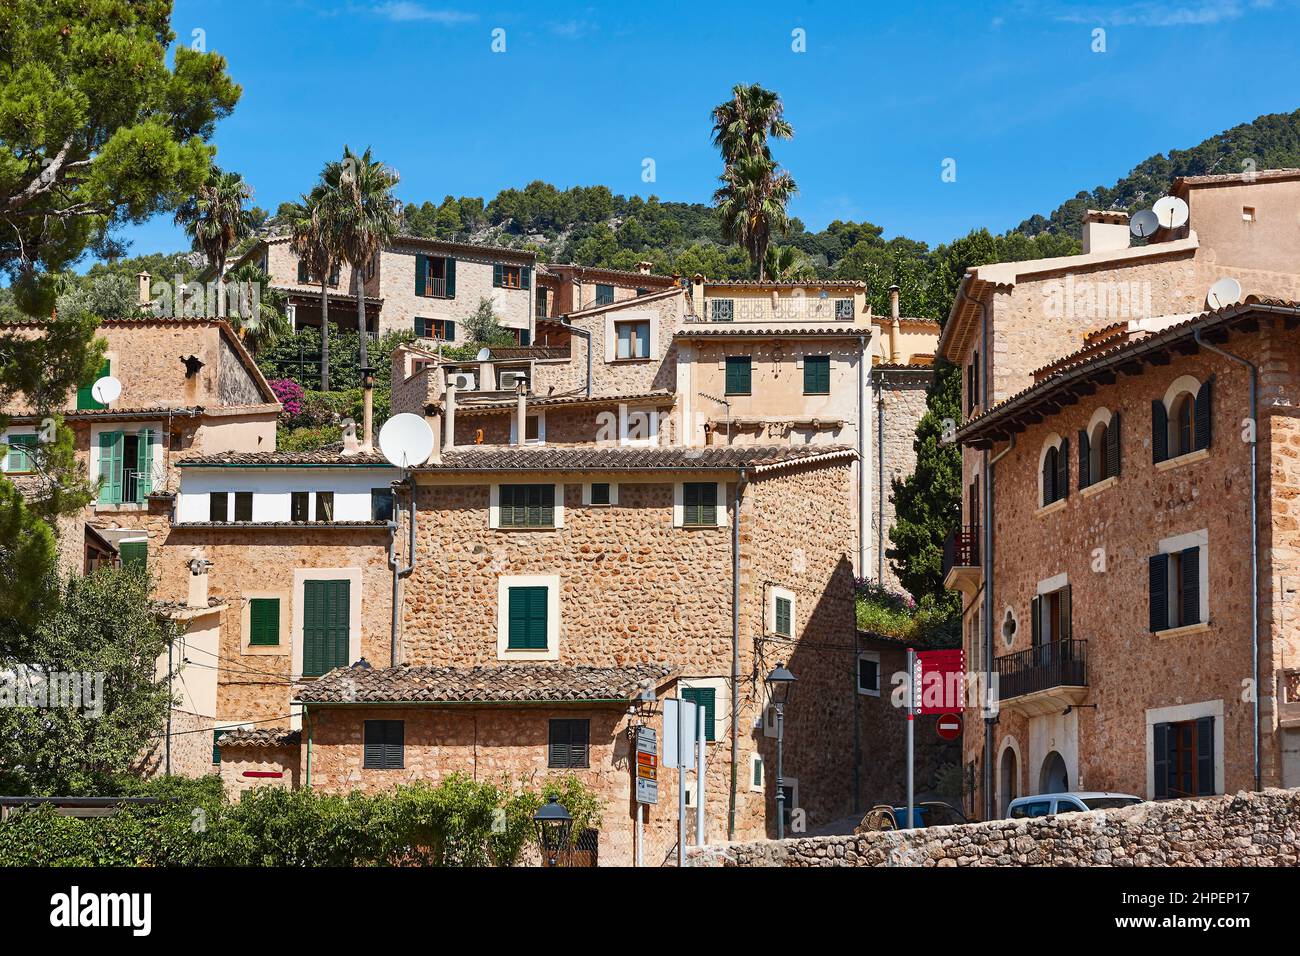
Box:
499;371;528;390
449;371;476;391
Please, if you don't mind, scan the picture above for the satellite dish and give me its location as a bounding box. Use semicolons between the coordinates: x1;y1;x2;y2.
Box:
475;347;491;362
91;376;122;405
1152;196;1189;230
378;413;435;469
1206;276;1243;310
1129;209;1160;239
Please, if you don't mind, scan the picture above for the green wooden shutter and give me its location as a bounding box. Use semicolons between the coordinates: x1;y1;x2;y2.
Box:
415;254;427;295
804;356;830;395
4;434;36;473
1030;595;1041;646
725;357;751;395
508;586;548;650
775;596;792;636
119;540;147;572
701;482;717;525
78;359;111;410
1149;553;1169;632
681;688;716;742
209;492;229;522
683;482;699;526
1059;584;1072;642
683;482;716;526
445;257;456;298
1077;429;1090;489
538;484;554;526
135;428;154;500
498;484;516;527
1153;723;1170;798
1180;546;1200;626
1195;716;1215;795
1057;436;1069;499
249;597;280;646
1152;399;1168;463
97;431;123;504
213;728;228;764
493;263;503;287
1107;411;1121;478
303;580;350;676
521;266;531;290
1194;377;1213;451
364;720;384;767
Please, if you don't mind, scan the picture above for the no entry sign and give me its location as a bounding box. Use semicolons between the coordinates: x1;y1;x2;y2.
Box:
937;713;963;741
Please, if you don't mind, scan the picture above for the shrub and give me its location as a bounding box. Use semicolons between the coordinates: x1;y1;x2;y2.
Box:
268;378;304;417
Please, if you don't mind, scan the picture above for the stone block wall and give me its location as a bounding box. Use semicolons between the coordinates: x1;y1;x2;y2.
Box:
873;370;931;592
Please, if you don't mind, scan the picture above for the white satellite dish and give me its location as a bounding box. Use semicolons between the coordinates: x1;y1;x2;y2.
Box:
1129;209;1160;239
1206;276;1243;310
1152;196;1189;230
475;347;491;362
378;412;435;469
91;376;122;405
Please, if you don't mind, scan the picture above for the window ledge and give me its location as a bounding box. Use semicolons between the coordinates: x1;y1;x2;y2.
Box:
1154;621;1211;640
95;503;146;513
1035;498;1067;518
1080;475;1118;498
1156;448;1210;471
608;358;653;365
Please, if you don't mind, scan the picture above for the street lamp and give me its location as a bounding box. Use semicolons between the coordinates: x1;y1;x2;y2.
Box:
533;796;573;867
765;662;797;839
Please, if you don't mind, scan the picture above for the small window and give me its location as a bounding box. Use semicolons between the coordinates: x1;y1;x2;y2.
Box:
315;491;334;522
595;283;615;305
1172;393;1194;457
615;319;651;359
834;298;854;320
1040;438;1068;506
1154;716;1215;798
1149;545;1202;632
535;288;549;318
1243;206;1256;222
291;492;309;522
750;754;765;791
248;597;280;646
499;484;555;528
635;287;650;297
371;488;395;522
363;720;405;769
209;492;229;523
507;585;549;650
710;299;734;322
775;596;793;637
494;264;522;289
2;434;37;474
548;718;590;769
415;317;455;341
234;492;253;522
803;355;830;395
212;728;231;764
857;652;881;695
682;482;718;527
589;482;611;506
725;356;752;396
680;687;717;742
119;540;147;572
525;415;540;443
1154;379;1212;463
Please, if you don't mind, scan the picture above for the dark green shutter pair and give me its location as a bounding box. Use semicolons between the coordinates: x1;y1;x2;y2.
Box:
499;484;555;527
775;596;792;636
4;434;37;472
507;586;549;650
682;482;718;527
803;356;830;395
1152;378;1213;463
725;357;751;395
681;687;717;742
363;720;405;769
595;283;614;305
1148;548;1200;632
1028;586;1071;646
77;359;111;410
302;579;350;676
415;255;456;297
119;540;147;572
249;597;280;646
548;718;590;768
1078;412;1122;488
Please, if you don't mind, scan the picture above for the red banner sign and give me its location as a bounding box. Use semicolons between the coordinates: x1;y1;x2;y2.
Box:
912;649;966;715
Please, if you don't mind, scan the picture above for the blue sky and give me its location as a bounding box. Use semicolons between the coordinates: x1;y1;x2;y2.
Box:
117;0;1300;257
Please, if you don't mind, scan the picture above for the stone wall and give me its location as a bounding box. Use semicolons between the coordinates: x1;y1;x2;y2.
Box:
688;787;1300;866
872;369;932;592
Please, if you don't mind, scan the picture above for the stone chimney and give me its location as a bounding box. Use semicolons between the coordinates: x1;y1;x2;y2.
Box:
136;272;151;306
187;549;212;609
888;284;902;364
444;380;457;451
515;381;528;445
637;260;653;275
1082;210;1131;255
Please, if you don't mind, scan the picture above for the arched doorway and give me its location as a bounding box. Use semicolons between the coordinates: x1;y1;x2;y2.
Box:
1039;751;1068;793
998;744;1019;817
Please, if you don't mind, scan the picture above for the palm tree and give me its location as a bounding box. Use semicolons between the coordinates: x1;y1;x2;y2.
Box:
288;192;339;389
317;146;401;370
175;166;256;312
710;85;797;280
223;261;290;356
763;245;812;282
714;153;797;281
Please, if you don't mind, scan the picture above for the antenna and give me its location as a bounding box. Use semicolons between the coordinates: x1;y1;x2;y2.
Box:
475;347;491;362
378;412;435;469
1206;276;1243;310
1129;209;1159;239
91;375;122;405
1152;196;1189;230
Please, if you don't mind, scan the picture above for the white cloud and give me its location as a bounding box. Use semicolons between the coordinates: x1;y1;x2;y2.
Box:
367;2;477;23
1038;0;1278;26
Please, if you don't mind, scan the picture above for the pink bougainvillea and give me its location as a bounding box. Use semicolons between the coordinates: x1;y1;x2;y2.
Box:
269;378;304;417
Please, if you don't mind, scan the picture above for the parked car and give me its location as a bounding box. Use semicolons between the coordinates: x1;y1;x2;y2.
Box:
1007;792;1142;818
856;801;968;832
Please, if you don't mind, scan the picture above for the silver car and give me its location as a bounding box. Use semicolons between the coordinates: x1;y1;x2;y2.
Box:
1007;792;1142;818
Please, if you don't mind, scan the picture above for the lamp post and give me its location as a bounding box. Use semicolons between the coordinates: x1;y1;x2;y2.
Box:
533;796;573;868
765;662;797;839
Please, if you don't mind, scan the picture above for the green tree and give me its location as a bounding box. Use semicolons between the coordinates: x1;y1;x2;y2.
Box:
287;192;340;389
174;165;255;290
0;566;177;795
462;297;515;348
0;0;240;315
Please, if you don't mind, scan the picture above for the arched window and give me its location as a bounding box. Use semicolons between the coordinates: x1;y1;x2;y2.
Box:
1039;434;1069;506
1080;408;1121;488
1154;376;1213;464
1172;392;1195;457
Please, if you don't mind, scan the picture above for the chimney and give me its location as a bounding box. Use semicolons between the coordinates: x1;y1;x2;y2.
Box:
137;272;151;306
888;284;902;364
637;260;653;275
515;380;528;445
360;366;376;452
444;380;457;451
1082;210;1131;254
186;549;211;609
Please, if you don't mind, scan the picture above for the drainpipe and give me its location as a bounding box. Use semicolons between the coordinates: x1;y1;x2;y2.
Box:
876;367;886;583
858;333;869;577
1194;327;1260;791
729;465;749;842
388;475;418;666
561;317;593;398
304;704;313;789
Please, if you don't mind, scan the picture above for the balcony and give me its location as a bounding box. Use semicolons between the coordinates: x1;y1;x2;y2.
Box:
942;524;981;595
995;639;1088;717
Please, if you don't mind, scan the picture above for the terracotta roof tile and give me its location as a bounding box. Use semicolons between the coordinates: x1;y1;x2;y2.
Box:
419;443;856;473
451;389;674;415
216;728;301;748
296;662;676;705
178;446;392;466
675;325;870;338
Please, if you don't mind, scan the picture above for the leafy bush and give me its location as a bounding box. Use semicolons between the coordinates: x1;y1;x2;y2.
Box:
278;425;342;452
268;378;303;417
855;579;959;647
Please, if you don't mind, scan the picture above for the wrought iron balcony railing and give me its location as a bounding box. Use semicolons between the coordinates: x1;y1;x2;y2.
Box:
942;524;980;577
996;639;1088;701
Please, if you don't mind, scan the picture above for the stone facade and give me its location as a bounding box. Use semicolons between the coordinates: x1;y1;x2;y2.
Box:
689;786;1300;867
872;370;931;592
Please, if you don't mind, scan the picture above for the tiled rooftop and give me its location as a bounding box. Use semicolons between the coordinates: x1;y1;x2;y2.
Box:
418;443;856;473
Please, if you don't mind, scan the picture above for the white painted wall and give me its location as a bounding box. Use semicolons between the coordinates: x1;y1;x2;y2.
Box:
177;466;398;523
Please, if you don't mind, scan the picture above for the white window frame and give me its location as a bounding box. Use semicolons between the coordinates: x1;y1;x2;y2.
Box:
489;483;566;529
1157;528;1210;629
673;481;728;528
602;310;659;364
1144;699;1225;800
496;574;561;661
856;650;881;696
768;585;796;638
1161;374;1203;462
619;404;660;447
1;428;38;474
678;675;727;745
749;753;765;792
508;410;546;446
581;481;618;506
88;421;165;506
